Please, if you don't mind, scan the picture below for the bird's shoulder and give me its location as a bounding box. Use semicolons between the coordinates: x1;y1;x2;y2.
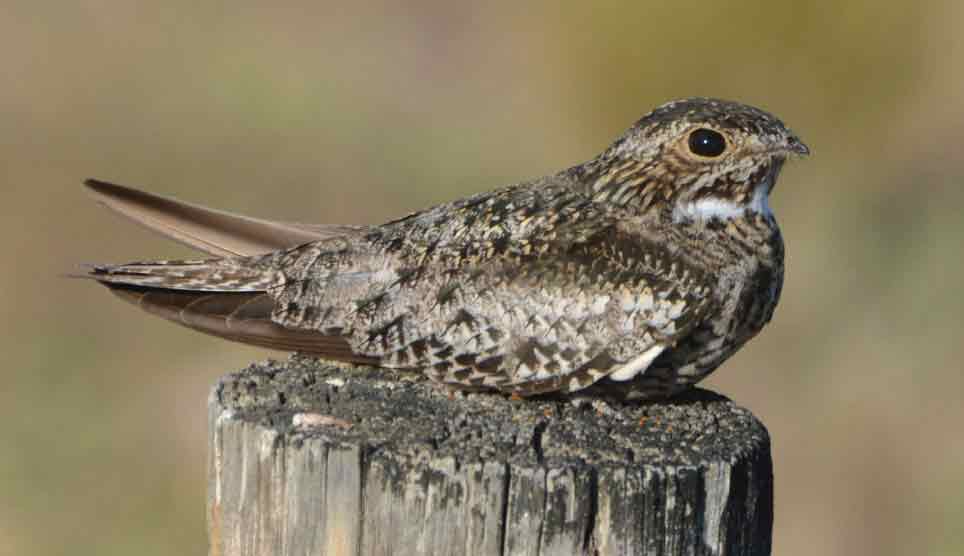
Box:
365;171;633;261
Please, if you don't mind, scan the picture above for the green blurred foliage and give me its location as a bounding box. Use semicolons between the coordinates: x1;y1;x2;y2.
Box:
2;1;963;555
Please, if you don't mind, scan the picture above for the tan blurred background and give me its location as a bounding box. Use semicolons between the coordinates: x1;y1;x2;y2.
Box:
3;1;963;554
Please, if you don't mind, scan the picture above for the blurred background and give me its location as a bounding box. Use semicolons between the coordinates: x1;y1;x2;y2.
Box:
2;1;963;554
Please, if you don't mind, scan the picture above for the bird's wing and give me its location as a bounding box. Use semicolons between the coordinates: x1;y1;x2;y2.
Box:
266;188;715;395
85;179;367;257
85;179;713;395
411;226;715;395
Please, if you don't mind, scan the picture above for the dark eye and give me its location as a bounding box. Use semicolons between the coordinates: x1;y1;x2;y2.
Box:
688;128;727;157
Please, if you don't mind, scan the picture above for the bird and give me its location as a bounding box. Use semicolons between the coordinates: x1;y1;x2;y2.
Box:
81;97;808;400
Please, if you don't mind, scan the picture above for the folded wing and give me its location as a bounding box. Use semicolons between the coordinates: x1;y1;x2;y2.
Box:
85;179;366;257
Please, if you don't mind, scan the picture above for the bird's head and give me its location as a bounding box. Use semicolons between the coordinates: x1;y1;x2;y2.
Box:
588;97;808;221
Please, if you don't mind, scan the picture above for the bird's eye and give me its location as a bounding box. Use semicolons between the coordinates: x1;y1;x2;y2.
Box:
687;128;727;158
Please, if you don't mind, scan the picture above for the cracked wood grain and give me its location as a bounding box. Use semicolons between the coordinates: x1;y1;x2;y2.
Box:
208;355;773;556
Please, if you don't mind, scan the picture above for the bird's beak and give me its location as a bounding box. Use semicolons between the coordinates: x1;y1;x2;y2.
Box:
754;133;810;157
784;133;810;156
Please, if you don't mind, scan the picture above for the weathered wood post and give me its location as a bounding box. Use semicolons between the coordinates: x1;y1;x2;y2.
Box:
207;355;772;556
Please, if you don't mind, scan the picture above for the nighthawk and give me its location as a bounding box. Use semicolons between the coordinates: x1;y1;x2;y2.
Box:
82;98;808;400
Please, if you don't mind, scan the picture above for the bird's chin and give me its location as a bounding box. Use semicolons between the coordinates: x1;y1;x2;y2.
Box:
759;156;785;193
746;163;782;217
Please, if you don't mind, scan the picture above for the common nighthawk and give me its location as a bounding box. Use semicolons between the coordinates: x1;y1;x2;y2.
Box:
82;98;808;399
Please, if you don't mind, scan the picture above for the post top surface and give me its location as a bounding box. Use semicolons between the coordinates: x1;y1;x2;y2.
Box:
214;355;769;469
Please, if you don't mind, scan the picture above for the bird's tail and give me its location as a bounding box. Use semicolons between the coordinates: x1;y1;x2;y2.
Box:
89;258;275;292
83;260;372;362
79;179;374;361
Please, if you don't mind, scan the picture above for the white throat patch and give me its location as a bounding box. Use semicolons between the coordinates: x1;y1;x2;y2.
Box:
673;182;773;223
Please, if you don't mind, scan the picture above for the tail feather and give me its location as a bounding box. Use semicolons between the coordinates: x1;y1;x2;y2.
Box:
103;284;374;363
81;179;376;362
90;259;276;292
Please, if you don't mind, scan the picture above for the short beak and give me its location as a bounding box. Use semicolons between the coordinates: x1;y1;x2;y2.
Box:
785;134;810;156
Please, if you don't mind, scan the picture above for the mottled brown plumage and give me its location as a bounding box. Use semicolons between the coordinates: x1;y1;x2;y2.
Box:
84;98;808;399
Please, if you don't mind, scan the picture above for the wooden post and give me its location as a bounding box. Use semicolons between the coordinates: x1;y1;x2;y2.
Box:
207;355;773;556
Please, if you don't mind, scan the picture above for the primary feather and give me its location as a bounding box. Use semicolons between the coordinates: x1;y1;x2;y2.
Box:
85;179;366;257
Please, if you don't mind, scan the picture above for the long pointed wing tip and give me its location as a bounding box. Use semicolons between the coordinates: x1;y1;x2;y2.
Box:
83;178;118;194
79;176;344;257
